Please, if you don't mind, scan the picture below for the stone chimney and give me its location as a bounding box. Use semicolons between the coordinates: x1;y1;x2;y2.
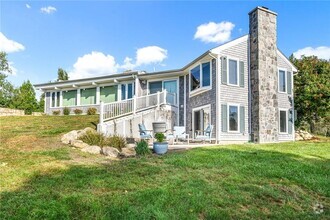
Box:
249;6;279;143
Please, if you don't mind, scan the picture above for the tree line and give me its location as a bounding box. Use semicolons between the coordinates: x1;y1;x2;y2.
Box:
0;52;68;114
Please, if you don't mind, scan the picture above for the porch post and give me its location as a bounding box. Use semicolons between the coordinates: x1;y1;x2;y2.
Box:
77;89;81;106
96;86;100;104
60;91;63;107
163;89;167;104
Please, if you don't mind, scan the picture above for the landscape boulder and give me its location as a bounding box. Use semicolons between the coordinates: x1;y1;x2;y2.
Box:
77;127;96;139
81;145;101;154
295;130;314;140
120;147;136;158
102;146;120;158
61;130;78;144
70;140;89;149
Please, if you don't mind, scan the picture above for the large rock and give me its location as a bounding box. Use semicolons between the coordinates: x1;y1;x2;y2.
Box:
77;127;97;139
102;146;120;158
81;145;101;154
295;133;304;141
120;147;136;158
61;130;78;144
70;140;89;149
296;130;314;140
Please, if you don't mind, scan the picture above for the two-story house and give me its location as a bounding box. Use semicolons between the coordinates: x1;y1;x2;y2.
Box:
34;6;297;143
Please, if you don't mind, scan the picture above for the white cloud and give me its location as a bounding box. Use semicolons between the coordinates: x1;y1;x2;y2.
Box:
0;32;25;53
26;4;31;9
40;6;57;14
194;21;235;44
121;46;168;70
69;51;119;79
293;46;330;60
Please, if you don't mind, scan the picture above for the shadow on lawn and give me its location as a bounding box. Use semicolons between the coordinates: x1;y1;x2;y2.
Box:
1;148;329;219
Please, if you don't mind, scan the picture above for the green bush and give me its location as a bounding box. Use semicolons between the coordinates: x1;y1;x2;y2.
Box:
79;130;106;146
106;135;127;151
73;109;83;115
155;133;165;142
135;140;151;156
63;107;70;115
87;107;97;115
52;110;61;115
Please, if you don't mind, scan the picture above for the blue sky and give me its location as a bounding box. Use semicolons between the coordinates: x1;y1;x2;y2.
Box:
1;1;330;90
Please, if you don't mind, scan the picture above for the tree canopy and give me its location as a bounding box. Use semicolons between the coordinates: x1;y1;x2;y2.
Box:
290;55;330;133
10;80;38;114
57;68;69;81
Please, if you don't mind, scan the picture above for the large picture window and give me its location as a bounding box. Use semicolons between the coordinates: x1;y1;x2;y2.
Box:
62;90;77;107
190;61;211;92
228;59;238;85
278;70;286;93
100;86;117;103
229;105;238;131
279;110;287;133
80;88;96;105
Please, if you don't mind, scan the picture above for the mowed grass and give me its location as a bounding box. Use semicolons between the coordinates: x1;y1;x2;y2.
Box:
0;116;329;219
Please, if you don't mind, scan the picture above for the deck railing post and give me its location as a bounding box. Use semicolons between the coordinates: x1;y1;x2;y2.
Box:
163;89;167;104
99;101;104;126
133;95;137;114
157;91;160;109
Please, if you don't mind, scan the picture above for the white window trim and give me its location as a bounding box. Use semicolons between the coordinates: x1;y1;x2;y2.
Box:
227;56;240;86
189;60;212;96
50;91;61;108
192;104;211;138
227;103;240;133
278;67;287;94
279;108;288;134
121;82;135;100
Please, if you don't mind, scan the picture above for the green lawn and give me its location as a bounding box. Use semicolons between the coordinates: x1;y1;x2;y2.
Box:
0;115;329;219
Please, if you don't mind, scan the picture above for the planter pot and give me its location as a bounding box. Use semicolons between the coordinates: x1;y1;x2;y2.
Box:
153;142;168;155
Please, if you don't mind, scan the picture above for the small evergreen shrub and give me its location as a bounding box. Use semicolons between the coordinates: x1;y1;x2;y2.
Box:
106;135;127;150
79;130;106;146
155;133;165;142
135;140;151;156
52;110;61;115
87;107;97;115
63;107;70;115
74;109;83;115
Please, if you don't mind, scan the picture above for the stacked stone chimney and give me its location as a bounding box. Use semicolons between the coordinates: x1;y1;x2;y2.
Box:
249;7;279;143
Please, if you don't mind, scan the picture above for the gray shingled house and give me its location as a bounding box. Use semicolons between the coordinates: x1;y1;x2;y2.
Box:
34;6;297;143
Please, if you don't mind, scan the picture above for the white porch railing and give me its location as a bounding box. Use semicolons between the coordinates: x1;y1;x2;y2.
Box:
99;90;177;124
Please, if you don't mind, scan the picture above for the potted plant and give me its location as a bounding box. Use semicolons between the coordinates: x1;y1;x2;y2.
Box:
153;133;168;155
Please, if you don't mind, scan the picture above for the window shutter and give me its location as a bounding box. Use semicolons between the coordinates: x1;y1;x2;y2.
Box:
221;104;227;132
221;57;227;84
287;71;292;95
288;109;293;134
239;61;244;87
240;106;245;133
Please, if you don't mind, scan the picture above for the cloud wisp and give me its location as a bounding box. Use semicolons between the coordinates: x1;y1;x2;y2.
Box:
0;32;25;53
293;46;330;60
194;21;235;44
26;4;31;9
40;6;57;14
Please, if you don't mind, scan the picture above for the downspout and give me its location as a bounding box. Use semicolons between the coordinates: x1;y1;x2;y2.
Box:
208;52;219;144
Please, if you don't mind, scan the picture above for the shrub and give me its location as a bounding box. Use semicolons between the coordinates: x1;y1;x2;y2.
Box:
106;135;127;151
52;110;61;115
155;133;165;142
87;107;97;115
63;107;70;115
79;130;106;146
74;109;83;115
135;140;151;156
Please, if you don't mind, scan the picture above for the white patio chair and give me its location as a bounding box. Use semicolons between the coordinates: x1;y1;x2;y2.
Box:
195;124;213;143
